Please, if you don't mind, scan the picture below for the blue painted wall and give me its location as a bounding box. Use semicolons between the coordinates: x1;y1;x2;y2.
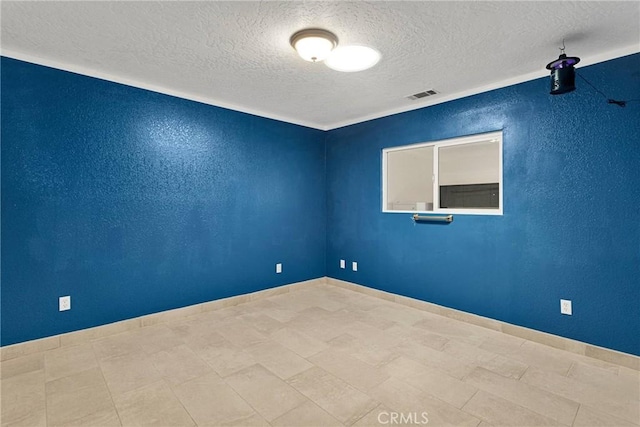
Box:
326;54;640;356
2;54;639;355
1;57;326;346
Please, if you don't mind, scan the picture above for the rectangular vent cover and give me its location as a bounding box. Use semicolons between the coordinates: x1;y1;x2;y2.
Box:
407;89;438;100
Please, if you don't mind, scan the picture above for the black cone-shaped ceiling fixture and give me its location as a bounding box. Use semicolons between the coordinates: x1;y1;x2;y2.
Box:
546;43;581;95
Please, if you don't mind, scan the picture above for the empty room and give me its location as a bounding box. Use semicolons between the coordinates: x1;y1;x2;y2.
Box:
1;2;639;426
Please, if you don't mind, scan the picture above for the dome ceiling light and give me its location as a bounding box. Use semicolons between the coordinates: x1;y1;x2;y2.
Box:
325;45;381;72
290;29;338;63
290;28;380;72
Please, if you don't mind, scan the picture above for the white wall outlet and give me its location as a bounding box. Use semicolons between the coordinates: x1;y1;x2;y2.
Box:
59;296;71;311
340;259;345;269
352;261;358;272
560;299;572;315
276;263;282;274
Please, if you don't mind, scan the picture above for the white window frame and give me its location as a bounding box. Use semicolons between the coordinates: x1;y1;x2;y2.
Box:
382;130;503;216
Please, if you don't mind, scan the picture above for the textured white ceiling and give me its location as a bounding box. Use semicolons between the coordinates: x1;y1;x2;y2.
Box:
2;1;639;130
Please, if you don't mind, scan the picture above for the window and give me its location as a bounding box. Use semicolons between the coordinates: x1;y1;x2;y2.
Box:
382;131;503;215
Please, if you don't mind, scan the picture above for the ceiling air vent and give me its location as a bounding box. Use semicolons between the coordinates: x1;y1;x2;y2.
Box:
407;89;438;100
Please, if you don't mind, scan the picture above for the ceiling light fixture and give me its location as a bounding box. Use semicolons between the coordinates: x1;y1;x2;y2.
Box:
325;45;381;72
290;29;338;63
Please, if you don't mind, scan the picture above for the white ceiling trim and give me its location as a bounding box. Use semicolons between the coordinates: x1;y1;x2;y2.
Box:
3;44;638;132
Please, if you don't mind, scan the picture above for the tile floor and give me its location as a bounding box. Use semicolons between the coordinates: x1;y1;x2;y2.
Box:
1;284;639;426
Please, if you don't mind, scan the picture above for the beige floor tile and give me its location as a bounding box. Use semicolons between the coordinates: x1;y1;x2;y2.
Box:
353;342;403;367
238;313;284;335
167;316;224;341
343;321;392;341
369;377;480;426
379;355;426;378
0;370;46;427
277;287;343;311
91;330;144;360
45;367;114;426
131;325;185;355
387;324;449;351
441;340;529;380
309;348;389;392
368;303;430;327
503;341;574;376
270;327;328;358
44;343;98;382
243;341;313;380
351;310;398;330
619;366;640;380
1;336;59;362
307;294;348;313
172;372;257;426
328;332;403;367
564;351;622;373
188;337;258;378
285;308;353;342
478;333;526;355
5;284;636;427
441;341;517;377
179;328;227;352
214;321;269;348
477;354;529;380
332;292;388;313
464;367;578;425
113;381;195;426
567;361;639;401
271;400;344;427
60;407;122;426
394;339;475;380
286;366;379;425
225;364;308;422
381;356;477;409
413;317;490;346
462;390;559;426
1;413;47;427
352;404;408;427
99;352;162;396
220;412;270;426
573;405;639;427
0;352;43;380
251;301;299;323
149;344;212;386
266;293;314;313
521;367;640;425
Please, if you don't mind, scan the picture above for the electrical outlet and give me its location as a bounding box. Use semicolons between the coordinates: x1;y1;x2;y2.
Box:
352;261;358;272
340;259;345;269
276;263;282;274
59;296;71;311
560;299;572;315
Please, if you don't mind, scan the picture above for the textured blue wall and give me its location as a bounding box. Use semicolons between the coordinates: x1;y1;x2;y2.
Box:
1;57;326;346
3;54;639;355
326;54;640;356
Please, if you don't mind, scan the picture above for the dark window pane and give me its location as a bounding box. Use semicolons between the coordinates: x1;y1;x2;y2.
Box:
439;183;499;209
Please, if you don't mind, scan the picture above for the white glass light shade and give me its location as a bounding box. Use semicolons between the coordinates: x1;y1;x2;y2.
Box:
290;29;338;62
325;45;381;72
